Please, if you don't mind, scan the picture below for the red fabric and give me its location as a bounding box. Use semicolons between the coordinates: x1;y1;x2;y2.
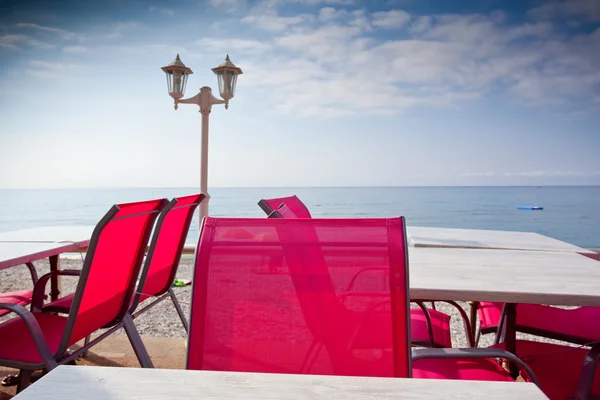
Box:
69;199;165;343
262;195;312;218
275;200;452;348
0;290;33;317
583;252;600;261
478;302;600;342
140;194;202;299
494;340;600;399
42;293;75;313
412;358;514;381
410;308;452;348
0;313;68;364
188;217;411;377
478;302;504;330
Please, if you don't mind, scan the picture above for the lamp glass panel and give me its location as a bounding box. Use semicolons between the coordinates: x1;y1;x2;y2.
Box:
172;71;183;95
165;71;173;93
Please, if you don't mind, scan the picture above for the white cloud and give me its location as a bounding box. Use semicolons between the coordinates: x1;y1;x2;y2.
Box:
502;171;600;178
529;0;600;22
149;6;175;17
62;45;88;53
202;4;600;116
459;172;497;177
372;10;410;29
318;7;347;22
210;0;246;12
196;38;272;53
25;60;82;79
242;11;309;32
105;21;139;39
16;23;69;36
0;34;55;51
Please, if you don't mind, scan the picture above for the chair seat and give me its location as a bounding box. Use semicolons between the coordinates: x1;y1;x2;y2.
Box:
495;340;600;400
0;312;68;365
412;357;514;381
479;302;600;342
410;308;452;348
0;290;34;317
42;293;75;314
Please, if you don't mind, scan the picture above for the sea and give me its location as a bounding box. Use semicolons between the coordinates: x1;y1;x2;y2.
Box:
1;186;599;249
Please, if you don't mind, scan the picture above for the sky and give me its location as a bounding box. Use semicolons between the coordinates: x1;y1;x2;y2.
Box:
0;0;599;188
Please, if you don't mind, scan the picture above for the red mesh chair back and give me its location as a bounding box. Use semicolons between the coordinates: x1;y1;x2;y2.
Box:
135;194;204;304
62;199;167;348
187;217;411;378
258;195;312;218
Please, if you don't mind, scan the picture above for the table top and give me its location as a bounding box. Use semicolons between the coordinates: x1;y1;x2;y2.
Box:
409;247;600;306
0;226;92;270
0;226;94;243
406;226;594;254
14;366;547;399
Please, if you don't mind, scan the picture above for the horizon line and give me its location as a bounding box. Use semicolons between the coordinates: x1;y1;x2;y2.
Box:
2;185;600;190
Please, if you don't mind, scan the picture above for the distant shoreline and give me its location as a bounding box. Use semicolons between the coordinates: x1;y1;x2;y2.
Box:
2;185;600;190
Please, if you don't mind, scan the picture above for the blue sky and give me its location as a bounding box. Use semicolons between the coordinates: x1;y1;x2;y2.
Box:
0;0;599;188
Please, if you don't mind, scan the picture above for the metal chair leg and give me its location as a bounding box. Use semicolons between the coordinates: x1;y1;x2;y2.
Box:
168;288;189;333
81;335;91;358
122;313;154;368
468;301;479;346
16;370;32;394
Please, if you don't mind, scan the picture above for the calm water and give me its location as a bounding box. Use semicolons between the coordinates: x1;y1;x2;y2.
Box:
1;186;599;248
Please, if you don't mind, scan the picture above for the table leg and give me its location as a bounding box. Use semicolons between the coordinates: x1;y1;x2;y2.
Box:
502;303;518;377
468;301;479;345
49;255;61;301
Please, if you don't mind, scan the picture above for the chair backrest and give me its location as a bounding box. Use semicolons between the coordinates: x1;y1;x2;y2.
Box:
187;217;411;378
258;195;312;218
58;198;168;354
133;194;205;308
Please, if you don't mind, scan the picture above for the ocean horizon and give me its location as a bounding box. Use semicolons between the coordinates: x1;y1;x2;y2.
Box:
2;186;599;248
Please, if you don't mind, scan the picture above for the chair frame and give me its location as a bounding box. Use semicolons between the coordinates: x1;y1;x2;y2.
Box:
0;199;167;392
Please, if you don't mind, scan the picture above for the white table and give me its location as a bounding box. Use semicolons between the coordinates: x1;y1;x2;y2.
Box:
406;226;596;255
14;366;547;399
409;246;600;357
0;226;93;300
409;247;600;306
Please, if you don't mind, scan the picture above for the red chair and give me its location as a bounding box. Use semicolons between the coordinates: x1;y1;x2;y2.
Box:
130;193;204;331
0;264;39;318
187;216;537;386
0;198;167;392
493;340;600;399
42;194;204;345
258;195;312;218
476;302;600;347
259;197;473;348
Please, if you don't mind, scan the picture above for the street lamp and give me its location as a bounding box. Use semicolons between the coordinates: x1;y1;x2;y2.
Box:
161;54;243;223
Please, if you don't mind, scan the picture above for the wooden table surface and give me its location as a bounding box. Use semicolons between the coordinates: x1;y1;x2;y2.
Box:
406;226;594;254
0;226;92;270
14;366;548;399
0;226;94;244
409;247;600;306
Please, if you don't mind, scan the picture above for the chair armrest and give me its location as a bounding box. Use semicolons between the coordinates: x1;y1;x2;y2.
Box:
576;341;600;400
412;347;540;387
412;301;435;347
414;300;474;347
0;303;58;370
31;270;81;312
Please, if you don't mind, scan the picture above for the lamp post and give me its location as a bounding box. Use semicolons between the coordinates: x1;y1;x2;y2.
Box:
161;54;243;223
